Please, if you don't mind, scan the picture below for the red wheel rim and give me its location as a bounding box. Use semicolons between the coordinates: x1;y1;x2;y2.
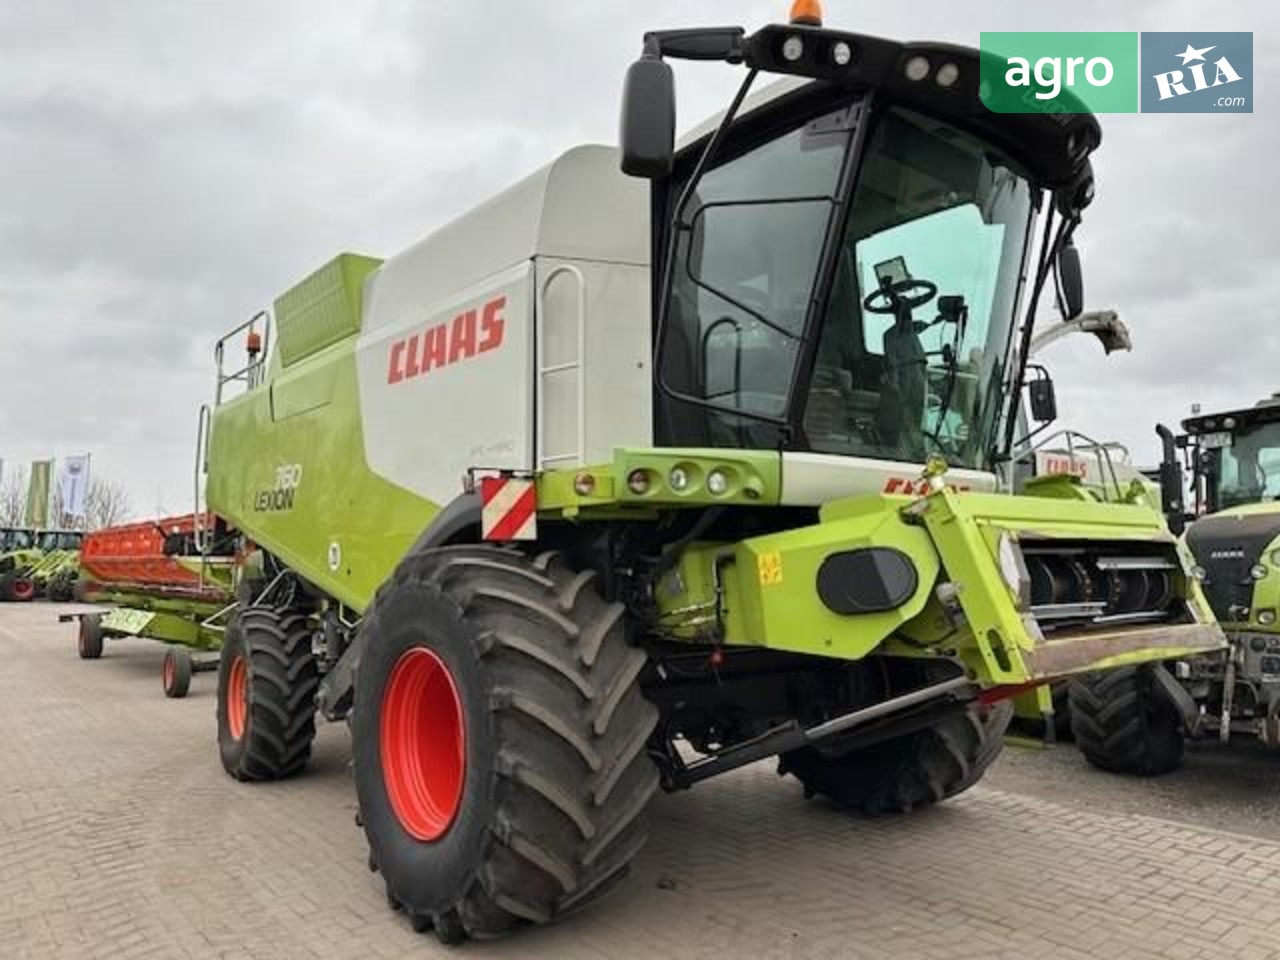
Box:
227;654;248;740
163;654;175;693
13;578;33;601
380;647;466;842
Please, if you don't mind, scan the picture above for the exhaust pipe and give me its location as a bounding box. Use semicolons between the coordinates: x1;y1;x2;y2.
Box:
1156;424;1187;536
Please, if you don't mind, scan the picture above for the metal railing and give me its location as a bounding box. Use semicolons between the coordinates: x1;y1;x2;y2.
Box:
536;264;587;467
1011;428;1127;502
214;310;271;406
192;404;211;566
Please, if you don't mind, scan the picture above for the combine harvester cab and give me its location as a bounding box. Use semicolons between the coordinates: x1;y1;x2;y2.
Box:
68;513;237;698
1072;392;1280;773
202;3;1224;943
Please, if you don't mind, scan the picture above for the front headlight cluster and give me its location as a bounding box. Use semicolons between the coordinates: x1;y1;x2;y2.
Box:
624;462;762;501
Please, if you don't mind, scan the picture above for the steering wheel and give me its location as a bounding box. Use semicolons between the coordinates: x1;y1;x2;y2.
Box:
862;278;939;315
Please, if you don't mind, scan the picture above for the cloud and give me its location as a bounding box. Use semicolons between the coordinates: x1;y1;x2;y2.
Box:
0;0;1274;517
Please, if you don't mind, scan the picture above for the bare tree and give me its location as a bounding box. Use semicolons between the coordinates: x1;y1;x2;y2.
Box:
0;465;29;527
85;477;132;530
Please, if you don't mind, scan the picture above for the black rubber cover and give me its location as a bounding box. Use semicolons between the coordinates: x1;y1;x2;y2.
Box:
815;547;918;615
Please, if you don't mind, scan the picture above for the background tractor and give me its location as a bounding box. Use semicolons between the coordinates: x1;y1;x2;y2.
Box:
1071;391;1280;774
30;530;84;601
0;528;82;601
201;4;1222;943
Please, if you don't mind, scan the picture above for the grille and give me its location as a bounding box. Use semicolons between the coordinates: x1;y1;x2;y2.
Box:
1199;558;1253;622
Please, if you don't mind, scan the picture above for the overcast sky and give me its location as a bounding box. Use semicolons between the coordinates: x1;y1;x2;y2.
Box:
0;0;1274;517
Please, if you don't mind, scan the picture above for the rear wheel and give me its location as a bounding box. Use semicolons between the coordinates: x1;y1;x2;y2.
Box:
5;576;35;602
162;646;193;699
216;605;319;781
781;663;1012;814
1068;665;1184;775
352;546;659;942
77;615;104;660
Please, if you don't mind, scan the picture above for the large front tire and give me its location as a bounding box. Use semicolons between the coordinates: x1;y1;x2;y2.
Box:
352;546;659;943
1068;665;1184;775
216;605;319;781
781;664;1012;814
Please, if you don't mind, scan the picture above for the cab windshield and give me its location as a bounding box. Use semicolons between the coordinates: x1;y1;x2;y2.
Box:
657;103;1035;470
1;530;34;551
1204;420;1280;510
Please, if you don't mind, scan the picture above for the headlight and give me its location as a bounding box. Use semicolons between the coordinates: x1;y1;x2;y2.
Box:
904;55;930;81
669;467;690;492
707;470;729;496
831;41;853;66
935;63;960;88
573;473;595;496
1259;610;1277;626
782;35;804;62
626;469;650;495
1271;549;1280;567
1252;563;1269;581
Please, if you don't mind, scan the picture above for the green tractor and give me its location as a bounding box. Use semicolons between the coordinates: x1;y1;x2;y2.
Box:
0;527;42;601
1071;392;1280;773
203;7;1223;943
30;531;84;601
0;529;87;601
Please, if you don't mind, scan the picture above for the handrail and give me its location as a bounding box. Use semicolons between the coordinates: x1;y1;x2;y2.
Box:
1011;428;1126;502
214;310;270;405
193;404;211;567
536;264;588;467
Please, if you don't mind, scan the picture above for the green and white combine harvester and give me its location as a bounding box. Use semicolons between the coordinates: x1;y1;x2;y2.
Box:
67;513;237;698
0;528;83;602
1071;391;1280;773
199;4;1225;942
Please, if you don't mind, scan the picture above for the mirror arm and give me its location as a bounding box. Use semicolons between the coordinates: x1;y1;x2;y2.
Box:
642;27;746;63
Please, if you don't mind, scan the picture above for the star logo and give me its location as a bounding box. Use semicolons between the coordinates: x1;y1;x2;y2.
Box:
1176;43;1216;65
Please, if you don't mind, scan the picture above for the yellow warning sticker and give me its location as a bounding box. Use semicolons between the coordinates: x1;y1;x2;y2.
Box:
757;551;784;586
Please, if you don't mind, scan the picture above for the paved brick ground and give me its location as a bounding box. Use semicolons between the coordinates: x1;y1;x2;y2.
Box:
6;602;1280;959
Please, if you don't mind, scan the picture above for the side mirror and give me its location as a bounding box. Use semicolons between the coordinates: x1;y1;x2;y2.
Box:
1057;241;1084;320
1028;374;1057;423
620;56;675;179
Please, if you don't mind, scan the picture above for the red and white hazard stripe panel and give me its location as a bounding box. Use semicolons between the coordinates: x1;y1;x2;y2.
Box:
479;476;537;541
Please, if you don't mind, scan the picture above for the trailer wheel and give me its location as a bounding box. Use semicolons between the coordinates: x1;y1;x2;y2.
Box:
77;615;105;660
352;546;659;943
216;605;319;781
781;663;1012;814
1068;665;1184;775
163;646;193;699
